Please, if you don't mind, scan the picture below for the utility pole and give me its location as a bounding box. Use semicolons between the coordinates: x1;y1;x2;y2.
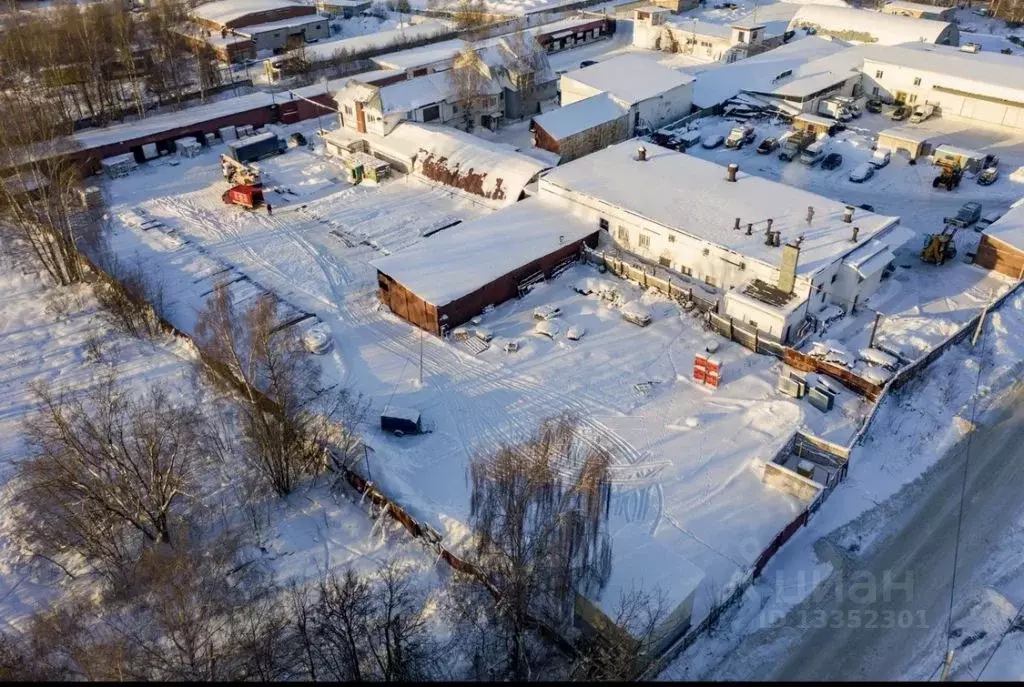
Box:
363;442;371;481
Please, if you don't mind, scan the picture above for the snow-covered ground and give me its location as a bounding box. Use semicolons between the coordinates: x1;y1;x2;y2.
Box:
95;118;875;627
680;112;1023;359
660;282;1024;681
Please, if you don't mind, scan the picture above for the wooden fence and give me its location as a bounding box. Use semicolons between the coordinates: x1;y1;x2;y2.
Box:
782;347;885;401
584;249;719;313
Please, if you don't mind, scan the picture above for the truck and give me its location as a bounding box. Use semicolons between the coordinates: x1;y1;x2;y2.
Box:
725;123;755;149
778;130;816;162
225;131;285;164
817;97;852;122
799;138;828;166
221;184;264;209
380;407;422;436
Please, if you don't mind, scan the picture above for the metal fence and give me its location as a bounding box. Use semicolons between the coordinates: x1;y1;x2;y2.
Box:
707;311;785;358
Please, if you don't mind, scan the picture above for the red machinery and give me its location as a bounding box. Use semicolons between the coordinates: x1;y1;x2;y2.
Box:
221;184;265;209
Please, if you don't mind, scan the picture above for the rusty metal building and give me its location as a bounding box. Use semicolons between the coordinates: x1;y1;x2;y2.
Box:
372;199;599;336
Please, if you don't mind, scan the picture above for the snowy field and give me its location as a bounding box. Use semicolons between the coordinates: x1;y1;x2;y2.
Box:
0;226;443;642
97;120;875;626
680;112;1023;359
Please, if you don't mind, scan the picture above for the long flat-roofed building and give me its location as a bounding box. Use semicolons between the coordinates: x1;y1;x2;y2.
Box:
538;141;912;342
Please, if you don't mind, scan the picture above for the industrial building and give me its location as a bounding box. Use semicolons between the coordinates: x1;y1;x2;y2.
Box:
531;93;630;163
189;0;329;60
881;0;956;21
537;142;910;342
977;201;1024;279
787;5;959;46
633;7;780;64
371;199;599;336
861;43;1024;131
559;55;694;134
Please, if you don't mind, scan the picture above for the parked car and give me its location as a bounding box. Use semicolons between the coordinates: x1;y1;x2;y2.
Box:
870;149;891;168
849;162;875;183
889;105;910;121
621;303;652;327
534;320;560;338
865;98;884;114
756;137;778;154
977;211;1003;231
302;323;333;354
982;153;1000;169
908;103;935;124
859;203;875;212
725;123;756;149
821;153;843;170
533;304;562;320
978;166;999;186
701;133;724;149
474;327;494;343
566;325;587;341
579;60;599;68
380;408;422;437
953;201;983;227
504;339;520;353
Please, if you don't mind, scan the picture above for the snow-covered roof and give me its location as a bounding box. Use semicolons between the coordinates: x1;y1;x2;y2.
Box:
984;200;1024;252
539;141;900;277
371;198;596;306
794;112;836;128
683;37;855;109
932;144;985;161
193;0;302;26
378;73;454;113
883;1;950;15
843;239;896;279
667;19;733;40
372;38;469;70
788;5;956;45
532;93;628;140
235;14;327;36
877;126;931;144
862;43;1024;105
273;21;452;64
562;54;694;106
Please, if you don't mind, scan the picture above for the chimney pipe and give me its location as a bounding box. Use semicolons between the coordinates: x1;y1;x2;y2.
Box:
746;222;753;235
851;226;860;243
767;218;773;232
843;205;855;223
764;226;773;245
774;231;782;247
727;163;739;182
637;145;647;162
734;217;741;231
796;234;804;248
806;206;815;226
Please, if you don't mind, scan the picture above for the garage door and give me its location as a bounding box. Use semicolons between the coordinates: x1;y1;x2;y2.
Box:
1003;106;1024;130
970;99;1010;126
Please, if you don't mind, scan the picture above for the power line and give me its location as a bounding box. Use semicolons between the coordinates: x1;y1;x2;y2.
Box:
940;302;991;678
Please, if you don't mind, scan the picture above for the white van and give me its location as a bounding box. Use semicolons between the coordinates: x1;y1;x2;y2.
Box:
799;139;827;166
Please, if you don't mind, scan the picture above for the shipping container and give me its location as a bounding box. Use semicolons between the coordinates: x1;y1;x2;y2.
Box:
226;131;285;164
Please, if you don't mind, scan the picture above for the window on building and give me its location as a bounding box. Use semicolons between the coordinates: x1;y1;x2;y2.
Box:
875;70;884;79
820;290;827;302
830;274;837;284
659;256;671;268
344;105;353;115
908;94;918;103
913;76;921;86
872;86;879;96
680;265;692;276
668;234;675;243
617;226;629;241
598;217;609;230
705;275;716;287
422;105;440;122
738;31;746;42
638;233;651;249
748;319;758;328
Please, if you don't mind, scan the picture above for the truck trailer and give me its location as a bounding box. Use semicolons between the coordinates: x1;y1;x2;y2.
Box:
225;132;285;164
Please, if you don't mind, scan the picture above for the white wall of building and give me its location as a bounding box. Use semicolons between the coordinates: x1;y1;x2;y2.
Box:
250;17;330;54
633;82;694;131
723;290;807;340
861;59;1024;130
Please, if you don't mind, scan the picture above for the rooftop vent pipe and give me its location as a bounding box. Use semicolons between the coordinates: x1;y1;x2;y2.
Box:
734;217;741;231
637;145;647;162
727;163;739;182
843;205;855;223
851;226;860;243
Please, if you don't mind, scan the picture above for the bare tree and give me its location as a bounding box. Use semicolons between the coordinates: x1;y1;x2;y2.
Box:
465;414;615;680
195;285;349;497
447;47;496;132
568;586;667;681
12;375;208;579
93;254;166;339
451;0;491;32
500;27;549;117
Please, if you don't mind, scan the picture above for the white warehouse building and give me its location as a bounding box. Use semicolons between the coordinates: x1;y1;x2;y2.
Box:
559;54;694;134
787;5;959;46
860;43;1024;131
538;142;911;342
